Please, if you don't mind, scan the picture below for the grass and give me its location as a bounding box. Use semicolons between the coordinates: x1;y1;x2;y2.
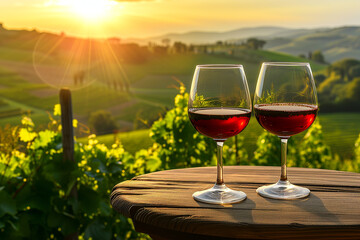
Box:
0;49;328;125
0;52;264;128
77;129;152;155
0;108;27;118
320;112;360;159
0;46;34;62
0;97;50;127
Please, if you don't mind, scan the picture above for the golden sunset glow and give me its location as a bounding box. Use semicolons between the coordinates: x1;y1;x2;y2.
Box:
61;0;118;22
0;0;359;38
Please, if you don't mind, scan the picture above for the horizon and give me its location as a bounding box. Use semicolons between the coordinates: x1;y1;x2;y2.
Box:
1;0;360;38
2;22;360;41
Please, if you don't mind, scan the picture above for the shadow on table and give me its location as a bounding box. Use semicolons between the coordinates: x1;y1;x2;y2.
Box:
261;192;340;223
195;197;256;223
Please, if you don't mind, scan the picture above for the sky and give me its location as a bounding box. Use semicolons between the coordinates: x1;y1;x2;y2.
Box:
0;0;359;39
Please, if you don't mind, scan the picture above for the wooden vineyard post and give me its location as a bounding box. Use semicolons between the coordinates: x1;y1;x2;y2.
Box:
60;88;75;163
59;88;78;240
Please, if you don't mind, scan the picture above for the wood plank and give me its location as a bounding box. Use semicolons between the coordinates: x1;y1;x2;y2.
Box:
131;166;360;187
110;166;360;239
134;219;360;240
112;190;360;224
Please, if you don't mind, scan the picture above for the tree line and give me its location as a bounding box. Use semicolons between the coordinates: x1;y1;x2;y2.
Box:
315;58;360;112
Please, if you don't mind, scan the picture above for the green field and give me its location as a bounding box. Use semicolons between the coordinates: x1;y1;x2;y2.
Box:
1;40;358;160
0;50;325;128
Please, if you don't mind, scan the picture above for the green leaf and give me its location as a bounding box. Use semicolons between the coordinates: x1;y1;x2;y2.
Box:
146;157;161;172
25;177;55;212
33;130;56;149
68;197;79;215
47;211;79;235
84;218;111;240
43;159;79;193
53;104;61;116
99;201;111;217
7;219;18;231
17;212;31;237
19;128;37;142
0;190;17;217
47;211;61;228
89;158;107;173
78;186;100;215
107;162;122;174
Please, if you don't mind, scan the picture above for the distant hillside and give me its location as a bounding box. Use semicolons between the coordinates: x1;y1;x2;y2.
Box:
127;25;360;63
126;26;324;45
147;26;289;44
266;26;360;62
2;23;359;62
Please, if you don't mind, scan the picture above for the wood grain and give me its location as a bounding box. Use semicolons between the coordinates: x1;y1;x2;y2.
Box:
111;166;360;239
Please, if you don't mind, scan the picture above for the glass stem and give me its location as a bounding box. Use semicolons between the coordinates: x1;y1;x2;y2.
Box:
216;141;224;185
280;137;289;181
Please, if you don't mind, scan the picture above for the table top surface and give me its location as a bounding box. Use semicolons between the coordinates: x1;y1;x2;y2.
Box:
111;166;360;240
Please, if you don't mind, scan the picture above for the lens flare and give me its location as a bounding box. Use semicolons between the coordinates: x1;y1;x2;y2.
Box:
55;0;117;22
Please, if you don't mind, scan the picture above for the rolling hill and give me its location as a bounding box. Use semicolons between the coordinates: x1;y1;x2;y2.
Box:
0;24;358;159
129;25;360;63
126;26;325;45
0;24;326;132
266;26;360;62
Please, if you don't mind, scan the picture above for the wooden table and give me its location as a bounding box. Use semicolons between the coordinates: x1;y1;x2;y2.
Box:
110;166;360;240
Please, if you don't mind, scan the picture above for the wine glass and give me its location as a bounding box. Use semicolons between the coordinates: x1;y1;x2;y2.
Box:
188;64;252;204
254;62;318;200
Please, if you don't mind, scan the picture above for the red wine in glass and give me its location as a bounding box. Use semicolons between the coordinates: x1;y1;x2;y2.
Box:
254;62;318;200
254;103;318;137
188;108;251;139
188;64;252;204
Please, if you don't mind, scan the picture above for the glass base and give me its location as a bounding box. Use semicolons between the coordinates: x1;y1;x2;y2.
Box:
256;180;310;200
193;183;247;204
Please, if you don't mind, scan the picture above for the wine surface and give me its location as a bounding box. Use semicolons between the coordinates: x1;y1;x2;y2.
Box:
254;103;318;136
188;108;251;140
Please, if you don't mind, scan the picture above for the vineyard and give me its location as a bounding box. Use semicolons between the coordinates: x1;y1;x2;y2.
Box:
1;88;360;239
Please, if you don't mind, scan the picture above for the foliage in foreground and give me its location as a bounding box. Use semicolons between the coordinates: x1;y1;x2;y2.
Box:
0;113;148;239
1;87;360;239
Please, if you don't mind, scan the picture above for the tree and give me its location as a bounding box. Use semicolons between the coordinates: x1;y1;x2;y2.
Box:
349;65;360;80
88;110;118;135
152;46;168;55
161;38;171;47
246;38;266;50
172;41;187;54
119;43;149;64
314;73;326;85
188;44;195;53
203;45;208;53
310;50;325;63
344;77;360;101
107;37;121;44
298;54;306;59
327;58;360;80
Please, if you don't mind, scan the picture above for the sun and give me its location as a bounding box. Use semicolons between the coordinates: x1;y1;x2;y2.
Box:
68;0;116;21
